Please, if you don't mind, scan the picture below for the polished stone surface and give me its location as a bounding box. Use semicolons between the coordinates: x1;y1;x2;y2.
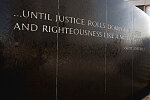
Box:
0;0;150;100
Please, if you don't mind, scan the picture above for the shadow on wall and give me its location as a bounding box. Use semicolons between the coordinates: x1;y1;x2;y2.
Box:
123;38;150;100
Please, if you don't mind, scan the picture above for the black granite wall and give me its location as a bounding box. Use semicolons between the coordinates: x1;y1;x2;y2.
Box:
0;0;150;100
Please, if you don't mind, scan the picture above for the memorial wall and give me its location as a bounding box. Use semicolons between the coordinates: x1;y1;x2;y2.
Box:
0;0;150;100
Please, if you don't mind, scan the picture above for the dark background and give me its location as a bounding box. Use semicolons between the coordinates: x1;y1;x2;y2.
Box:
0;0;150;100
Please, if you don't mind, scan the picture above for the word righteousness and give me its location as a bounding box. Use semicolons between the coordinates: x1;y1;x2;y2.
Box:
42;25;125;39
43;25;102;37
